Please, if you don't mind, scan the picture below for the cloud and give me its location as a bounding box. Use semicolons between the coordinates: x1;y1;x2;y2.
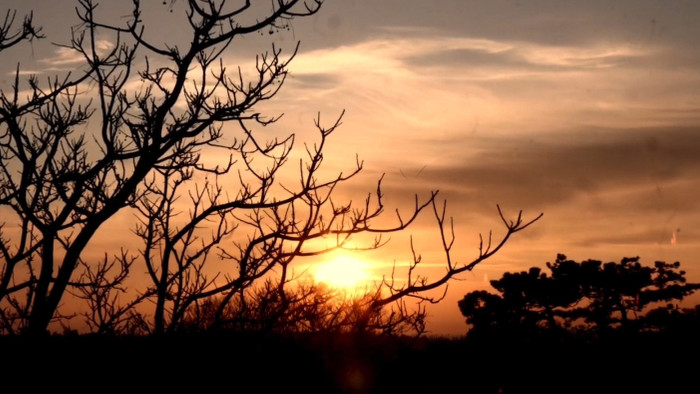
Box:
330;1;698;49
270;28;700;246
285;30;693;136
384;126;700;209
40;39;114;66
288;72;341;91
402;38;647;71
5;70;46;76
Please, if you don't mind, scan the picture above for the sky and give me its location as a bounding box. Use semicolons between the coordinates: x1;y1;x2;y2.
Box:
2;0;700;336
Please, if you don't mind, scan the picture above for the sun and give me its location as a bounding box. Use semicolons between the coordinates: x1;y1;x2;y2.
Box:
313;253;374;291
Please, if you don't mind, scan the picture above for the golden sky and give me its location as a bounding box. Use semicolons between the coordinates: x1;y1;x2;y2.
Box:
3;0;700;335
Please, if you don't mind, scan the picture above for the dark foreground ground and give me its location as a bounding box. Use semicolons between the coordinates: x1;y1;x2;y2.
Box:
1;331;697;393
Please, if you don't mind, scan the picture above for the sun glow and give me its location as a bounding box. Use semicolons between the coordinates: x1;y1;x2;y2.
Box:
313;253;375;291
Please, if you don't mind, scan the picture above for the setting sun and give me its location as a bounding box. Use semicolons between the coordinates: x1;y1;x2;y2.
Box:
313;253;375;291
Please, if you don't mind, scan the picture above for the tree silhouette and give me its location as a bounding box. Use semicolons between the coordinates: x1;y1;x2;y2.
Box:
458;253;700;341
0;1;541;336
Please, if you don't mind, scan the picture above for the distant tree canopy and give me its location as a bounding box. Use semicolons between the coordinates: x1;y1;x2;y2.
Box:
458;254;700;340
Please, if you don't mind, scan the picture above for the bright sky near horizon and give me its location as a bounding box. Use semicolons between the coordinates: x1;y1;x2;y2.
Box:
2;0;700;336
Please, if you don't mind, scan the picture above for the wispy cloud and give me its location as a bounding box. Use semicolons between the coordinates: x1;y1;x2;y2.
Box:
282;30;700;146
6;70;46;76
40;39;114;66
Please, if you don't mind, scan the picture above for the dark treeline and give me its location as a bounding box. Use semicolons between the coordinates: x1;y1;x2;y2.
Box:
2;323;698;393
2;254;698;394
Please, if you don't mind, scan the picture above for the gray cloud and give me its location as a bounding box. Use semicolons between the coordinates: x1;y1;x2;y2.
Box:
382;126;700;214
402;45;646;72
574;226;693;249
299;0;700;54
288;72;341;90
403;47;523;69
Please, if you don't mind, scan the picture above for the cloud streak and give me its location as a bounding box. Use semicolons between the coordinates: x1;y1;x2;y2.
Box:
39;39;114;66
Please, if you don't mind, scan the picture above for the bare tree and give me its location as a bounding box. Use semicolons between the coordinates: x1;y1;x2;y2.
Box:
0;0;541;336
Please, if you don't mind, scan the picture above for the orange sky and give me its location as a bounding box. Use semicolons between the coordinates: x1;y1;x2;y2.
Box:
2;0;700;336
